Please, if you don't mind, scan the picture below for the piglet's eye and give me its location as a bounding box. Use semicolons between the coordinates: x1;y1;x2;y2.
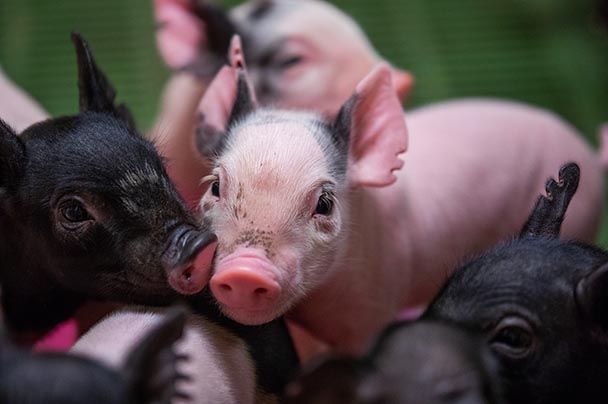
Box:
211;180;220;197
315;193;334;216
61;200;91;223
277;55;303;70
57;197;94;232
489;316;535;360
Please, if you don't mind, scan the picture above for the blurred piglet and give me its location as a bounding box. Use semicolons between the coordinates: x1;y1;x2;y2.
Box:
424;163;608;403
0;33;217;339
283;320;503;404
192;37;602;353
72;305;260;404
0;306;187;404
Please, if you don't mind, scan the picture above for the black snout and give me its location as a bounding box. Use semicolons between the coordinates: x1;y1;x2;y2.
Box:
162;225;217;270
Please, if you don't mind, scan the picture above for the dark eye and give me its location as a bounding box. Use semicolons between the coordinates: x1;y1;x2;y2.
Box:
489;317;535;359
277;55;302;69
61;200;91;222
315;193;334;215
211;180;220;197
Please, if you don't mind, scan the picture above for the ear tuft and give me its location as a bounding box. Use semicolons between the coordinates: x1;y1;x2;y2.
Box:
335;63;408;188
576;262;608;331
0;119;25;191
520;162;579;238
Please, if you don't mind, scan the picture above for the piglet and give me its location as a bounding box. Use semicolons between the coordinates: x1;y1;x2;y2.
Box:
424;163;608;404
72;306;255;404
190;37;603;354
283;320;503;404
0;306;187;404
0;33;217;339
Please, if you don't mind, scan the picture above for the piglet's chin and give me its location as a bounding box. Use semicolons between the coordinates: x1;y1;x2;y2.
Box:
218;305;287;326
167;240;218;295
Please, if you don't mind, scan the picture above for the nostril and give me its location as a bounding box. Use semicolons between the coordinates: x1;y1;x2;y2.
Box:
183;267;192;281
219;283;232;293
254;287;268;296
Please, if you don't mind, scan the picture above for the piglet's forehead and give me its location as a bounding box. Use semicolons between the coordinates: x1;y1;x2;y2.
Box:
220;118;334;187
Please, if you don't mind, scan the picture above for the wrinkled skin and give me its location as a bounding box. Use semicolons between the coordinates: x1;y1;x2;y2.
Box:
0;307;187;404
284;320;503;404
0;34;217;338
424;163;608;404
154;1;604;353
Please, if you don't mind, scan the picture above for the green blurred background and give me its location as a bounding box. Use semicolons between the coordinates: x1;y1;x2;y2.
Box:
1;0;607;243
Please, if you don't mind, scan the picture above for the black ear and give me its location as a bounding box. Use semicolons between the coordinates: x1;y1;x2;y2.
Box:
0;120;25;192
70;32;137;131
520;162;579;238
122;306;189;404
226;69;256;129
576;262;608;331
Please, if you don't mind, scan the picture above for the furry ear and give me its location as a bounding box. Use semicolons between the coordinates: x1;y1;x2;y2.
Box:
196;35;257;157
576;262;608;331
70;33;136;130
122;306;189;404
520;162;579;238
0;119;25;192
333;63;408;188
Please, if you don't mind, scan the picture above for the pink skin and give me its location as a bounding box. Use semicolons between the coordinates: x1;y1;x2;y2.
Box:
153;1;605;353
0;66;48;131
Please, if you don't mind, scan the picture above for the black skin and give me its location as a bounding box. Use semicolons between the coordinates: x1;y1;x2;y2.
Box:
283;320;503;404
0;306;188;404
0;33;216;335
424;162;608;404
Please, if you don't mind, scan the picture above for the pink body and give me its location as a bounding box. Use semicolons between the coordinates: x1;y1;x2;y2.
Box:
153;1;606;352
72;307;257;404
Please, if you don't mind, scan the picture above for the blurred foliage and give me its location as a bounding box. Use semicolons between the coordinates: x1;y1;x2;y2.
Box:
1;0;607;243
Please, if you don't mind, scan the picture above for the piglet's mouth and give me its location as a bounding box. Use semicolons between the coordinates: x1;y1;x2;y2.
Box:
167;239;218;295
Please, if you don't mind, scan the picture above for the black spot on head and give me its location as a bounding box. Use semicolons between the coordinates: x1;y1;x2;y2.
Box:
249;1;274;20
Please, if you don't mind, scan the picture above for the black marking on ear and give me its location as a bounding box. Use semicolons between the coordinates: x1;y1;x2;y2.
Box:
122;306;189;404
71;32;138;132
329;94;356;177
227;71;256;129
0;119;25;191
520;162;580;238
576;262;608;331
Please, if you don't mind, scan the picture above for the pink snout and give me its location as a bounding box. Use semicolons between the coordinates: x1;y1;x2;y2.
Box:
210;264;281;311
167;240;217;295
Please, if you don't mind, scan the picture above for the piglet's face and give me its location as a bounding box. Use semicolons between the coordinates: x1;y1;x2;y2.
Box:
196;59;407;325
229;0;382;117
425;238;608;404
0;34;217;321
201;110;346;325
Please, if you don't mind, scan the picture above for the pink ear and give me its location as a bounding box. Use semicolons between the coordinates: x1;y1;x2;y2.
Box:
347;63;408;187
197;35;257;132
197;66;238;133
154;0;205;69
